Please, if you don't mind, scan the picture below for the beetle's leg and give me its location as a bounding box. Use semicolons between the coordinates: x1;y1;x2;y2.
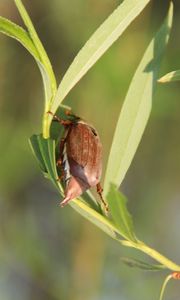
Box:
57;138;66;165
56;138;66;181
96;183;109;212
56;159;63;167
47;111;72;126
65;110;72;116
65;110;79;119
56;175;64;182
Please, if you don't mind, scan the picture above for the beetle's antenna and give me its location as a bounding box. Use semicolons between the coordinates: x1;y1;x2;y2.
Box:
47;111;72;126
47;110;62;122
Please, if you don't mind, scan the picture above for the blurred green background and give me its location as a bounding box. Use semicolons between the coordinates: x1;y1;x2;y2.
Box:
0;0;180;299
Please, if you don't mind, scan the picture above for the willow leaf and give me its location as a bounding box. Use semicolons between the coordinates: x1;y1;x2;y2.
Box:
121;257;166;271
14;0;57;96
104;3;173;195
107;184;137;242
158;70;180;83
46;0;151;134
0;17;40;61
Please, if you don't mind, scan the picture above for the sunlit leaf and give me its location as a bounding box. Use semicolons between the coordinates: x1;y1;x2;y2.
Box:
47;0;151;133
14;0;58;138
158;70;180;83
70;199;121;240
104;3;173;195
14;0;57;98
0;1;57;138
107;184;137;242
0;15;55;136
0;17;40;61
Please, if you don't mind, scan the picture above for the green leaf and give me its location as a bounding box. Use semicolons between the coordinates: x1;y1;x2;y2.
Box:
70;199;121;240
36;136;57;183
0;17;40;61
0;13;56;137
29;134;47;173
0;0;57;138
13;0;57;138
107;184;137;242
104;3;173;195
158;70;180;83
0;16;53;115
121;257;167;271
14;0;57;98
29;134;62;191
46;0;151;132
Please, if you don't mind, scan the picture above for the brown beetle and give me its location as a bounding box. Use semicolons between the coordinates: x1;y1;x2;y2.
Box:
48;111;108;211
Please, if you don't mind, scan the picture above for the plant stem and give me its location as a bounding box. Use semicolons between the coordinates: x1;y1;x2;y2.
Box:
43;109;52;139
43;113;48;138
121;240;180;271
159;274;172;300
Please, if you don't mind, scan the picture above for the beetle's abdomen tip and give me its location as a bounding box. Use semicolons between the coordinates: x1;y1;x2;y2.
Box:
60;197;70;208
60;176;89;207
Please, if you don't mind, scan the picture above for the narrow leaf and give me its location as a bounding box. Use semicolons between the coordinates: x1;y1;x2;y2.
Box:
0;15;55;131
158;70;180;83
104;3;173;195
14;0;57;96
70;199;121;240
0;17;40;61
29;134;61;191
37;136;57;183
29;134;47;173
121;257;167;271
107;184;137;242
13;0;57;138
0;16;53;119
47;0;151;127
40;137;61;189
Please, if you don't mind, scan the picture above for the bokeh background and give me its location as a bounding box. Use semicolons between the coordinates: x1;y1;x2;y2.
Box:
0;0;180;299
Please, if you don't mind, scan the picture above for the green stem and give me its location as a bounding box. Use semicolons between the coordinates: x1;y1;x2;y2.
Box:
159;275;172;300
121;240;180;271
43;111;52;139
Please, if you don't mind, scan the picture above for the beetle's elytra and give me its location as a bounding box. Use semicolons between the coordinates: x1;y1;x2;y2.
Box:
48;111;108;211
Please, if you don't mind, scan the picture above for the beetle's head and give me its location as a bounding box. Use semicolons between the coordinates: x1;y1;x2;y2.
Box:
60;176;89;207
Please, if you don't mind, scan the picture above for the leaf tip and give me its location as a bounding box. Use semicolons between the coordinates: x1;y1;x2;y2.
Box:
157;76;166;83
